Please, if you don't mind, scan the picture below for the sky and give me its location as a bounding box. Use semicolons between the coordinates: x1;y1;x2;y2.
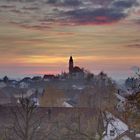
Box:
0;0;140;79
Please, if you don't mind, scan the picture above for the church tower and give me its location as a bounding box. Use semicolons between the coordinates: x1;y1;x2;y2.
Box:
69;56;74;73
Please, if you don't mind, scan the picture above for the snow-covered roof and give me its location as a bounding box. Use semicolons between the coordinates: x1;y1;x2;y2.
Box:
116;94;126;102
72;85;84;90
136;134;140;138
103;112;129;140
63;101;73;108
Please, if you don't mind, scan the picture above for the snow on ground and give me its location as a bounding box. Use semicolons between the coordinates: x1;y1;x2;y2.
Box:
103;112;129;140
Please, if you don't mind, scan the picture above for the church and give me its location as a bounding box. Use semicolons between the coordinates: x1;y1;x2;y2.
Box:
68;56;84;79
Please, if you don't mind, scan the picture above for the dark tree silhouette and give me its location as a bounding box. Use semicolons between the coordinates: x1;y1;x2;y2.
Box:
5;98;49;140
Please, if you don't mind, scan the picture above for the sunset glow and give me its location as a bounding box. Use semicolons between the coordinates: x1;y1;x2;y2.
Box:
0;0;140;79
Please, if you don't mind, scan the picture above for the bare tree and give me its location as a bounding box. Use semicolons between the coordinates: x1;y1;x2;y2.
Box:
4;98;50;140
78;76;117;110
49;109;102;140
124;67;140;132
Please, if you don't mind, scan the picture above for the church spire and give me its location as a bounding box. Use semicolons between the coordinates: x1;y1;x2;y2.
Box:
69;56;74;73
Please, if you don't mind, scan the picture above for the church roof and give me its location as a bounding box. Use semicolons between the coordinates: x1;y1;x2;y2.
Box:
72;66;83;73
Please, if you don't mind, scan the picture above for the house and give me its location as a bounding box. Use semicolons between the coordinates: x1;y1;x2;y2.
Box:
102;111;140;140
103;112;131;140
14;89;35;99
0;87;16;105
19;82;29;89
32;76;42;81
21;77;32;82
0;82;7;89
43;74;55;81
